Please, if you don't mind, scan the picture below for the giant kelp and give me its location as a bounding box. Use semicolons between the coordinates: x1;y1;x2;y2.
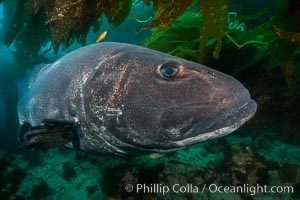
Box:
199;0;229;61
4;0;24;46
273;0;300;88
3;0;243;61
137;0;195;33
273;26;300;45
6;0;133;53
273;25;300;88
143;5;275;65
3;0;300;92
138;0;230;62
144;11;202;59
141;0;299;90
103;0;132;28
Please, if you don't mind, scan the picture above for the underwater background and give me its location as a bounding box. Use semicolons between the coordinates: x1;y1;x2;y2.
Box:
0;0;299;199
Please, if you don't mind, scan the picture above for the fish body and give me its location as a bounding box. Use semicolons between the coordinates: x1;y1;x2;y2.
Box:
18;42;257;155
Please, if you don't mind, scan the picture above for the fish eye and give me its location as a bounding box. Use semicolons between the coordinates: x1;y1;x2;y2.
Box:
159;61;181;79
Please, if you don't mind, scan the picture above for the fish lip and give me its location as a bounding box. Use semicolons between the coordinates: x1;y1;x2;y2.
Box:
171;98;257;147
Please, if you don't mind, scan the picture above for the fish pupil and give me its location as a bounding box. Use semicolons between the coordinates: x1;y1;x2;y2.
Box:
165;67;175;75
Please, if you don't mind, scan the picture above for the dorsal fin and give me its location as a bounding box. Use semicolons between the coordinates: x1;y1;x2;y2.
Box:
29;63;49;88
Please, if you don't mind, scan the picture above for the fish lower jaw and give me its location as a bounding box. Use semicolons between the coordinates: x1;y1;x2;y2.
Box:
119;115;252;154
125;113;253;154
171;113;254;147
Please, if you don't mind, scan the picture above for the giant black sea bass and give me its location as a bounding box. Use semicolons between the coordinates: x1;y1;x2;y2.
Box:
18;42;257;156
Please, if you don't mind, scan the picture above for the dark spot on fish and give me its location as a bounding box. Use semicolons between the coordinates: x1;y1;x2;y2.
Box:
207;70;216;78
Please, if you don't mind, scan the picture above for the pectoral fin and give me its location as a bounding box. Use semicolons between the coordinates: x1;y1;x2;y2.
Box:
19;118;80;150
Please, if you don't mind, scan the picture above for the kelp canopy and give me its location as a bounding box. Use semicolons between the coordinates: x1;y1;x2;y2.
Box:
4;0;231;56
2;0;300;90
5;0;133;53
4;0;235;59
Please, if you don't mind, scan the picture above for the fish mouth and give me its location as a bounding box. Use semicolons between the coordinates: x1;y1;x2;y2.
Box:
172;99;257;147
119;98;257;154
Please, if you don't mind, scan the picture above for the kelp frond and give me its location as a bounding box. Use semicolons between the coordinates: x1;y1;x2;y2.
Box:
273;25;300;45
7;0;133;53
136;0;195;33
199;0;230;61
